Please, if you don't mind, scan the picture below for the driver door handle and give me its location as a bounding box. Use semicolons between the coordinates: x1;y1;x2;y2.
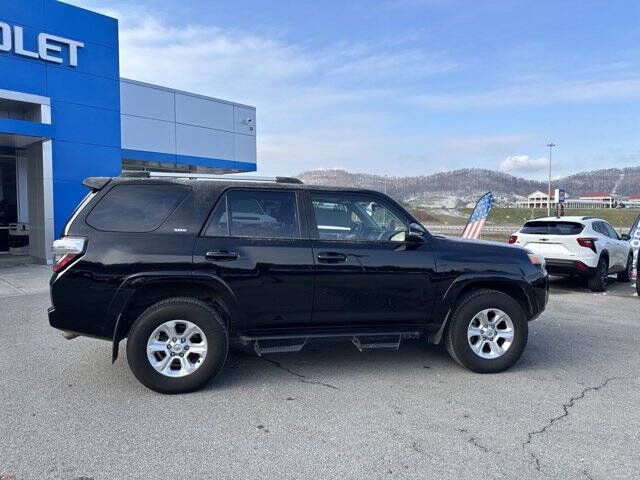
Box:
317;252;347;263
205;250;239;261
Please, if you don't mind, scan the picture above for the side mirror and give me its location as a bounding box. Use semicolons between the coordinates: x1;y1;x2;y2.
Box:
406;223;426;243
621;233;631;241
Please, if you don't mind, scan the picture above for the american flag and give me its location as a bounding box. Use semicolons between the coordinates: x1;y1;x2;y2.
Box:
462;192;494;239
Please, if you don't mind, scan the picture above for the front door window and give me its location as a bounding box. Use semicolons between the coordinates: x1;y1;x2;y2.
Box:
311;194;408;242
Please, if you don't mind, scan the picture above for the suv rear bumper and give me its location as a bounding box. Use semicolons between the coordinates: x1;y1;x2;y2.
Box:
545;258;596;276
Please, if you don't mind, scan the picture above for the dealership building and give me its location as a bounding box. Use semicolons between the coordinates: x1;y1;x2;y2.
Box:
0;0;257;262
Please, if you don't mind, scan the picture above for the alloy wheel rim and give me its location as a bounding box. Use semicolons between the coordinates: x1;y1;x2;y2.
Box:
146;320;207;377
467;308;514;359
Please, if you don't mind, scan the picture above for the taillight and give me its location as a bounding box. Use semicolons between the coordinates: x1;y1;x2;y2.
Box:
577;237;597;253
527;253;546;270
52;237;86;273
508;235;518;244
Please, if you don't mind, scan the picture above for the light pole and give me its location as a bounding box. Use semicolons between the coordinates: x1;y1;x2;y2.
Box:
546;143;556;217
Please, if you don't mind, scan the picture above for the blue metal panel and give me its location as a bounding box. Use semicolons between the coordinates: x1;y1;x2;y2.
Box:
0;22;119;79
52;178;90;236
0;0;45;28
121;149;257;173
47;68;120;111
51;100;120;147
42;42;120;80
0;0;123;241
0;118;54;138
44;0;119;49
234;160;258;172
52;141;121;182
0;56;47;96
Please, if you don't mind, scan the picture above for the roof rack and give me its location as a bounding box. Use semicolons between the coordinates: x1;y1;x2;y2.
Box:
120;171;303;184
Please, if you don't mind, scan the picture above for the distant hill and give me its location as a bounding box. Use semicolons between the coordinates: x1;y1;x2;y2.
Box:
297;167;640;208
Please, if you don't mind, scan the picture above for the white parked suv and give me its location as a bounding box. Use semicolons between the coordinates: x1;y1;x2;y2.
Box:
510;216;633;292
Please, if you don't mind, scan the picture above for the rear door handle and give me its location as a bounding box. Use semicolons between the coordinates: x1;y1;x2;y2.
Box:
205;250;239;261
317;252;347;263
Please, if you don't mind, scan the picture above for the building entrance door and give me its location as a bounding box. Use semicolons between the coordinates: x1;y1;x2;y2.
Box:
0;155;18;252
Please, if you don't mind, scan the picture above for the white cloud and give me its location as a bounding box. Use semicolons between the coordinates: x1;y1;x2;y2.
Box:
499;155;548;174
414;77;640;110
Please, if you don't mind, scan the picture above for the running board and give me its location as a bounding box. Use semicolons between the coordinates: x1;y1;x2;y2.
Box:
352;335;402;352
239;330;420;355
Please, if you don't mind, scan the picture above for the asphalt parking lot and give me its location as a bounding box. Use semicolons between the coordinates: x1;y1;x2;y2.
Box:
1;266;639;480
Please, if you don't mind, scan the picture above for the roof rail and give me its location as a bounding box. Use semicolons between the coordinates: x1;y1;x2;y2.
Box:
120;171;150;178
120;171;303;184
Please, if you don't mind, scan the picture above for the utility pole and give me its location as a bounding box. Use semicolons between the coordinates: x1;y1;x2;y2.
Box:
547;143;556;217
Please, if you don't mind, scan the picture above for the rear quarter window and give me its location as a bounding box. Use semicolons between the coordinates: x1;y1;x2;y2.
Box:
521;221;584;235
86;184;190;232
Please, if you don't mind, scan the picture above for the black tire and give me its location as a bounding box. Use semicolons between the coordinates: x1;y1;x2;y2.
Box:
588;255;608;292
617;253;633;283
444;289;528;373
126;297;229;394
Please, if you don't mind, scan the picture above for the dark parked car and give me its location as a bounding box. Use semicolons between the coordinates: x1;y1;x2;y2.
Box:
49;175;548;393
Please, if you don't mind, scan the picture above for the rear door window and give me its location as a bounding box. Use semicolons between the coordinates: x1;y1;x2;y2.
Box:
86;184;190;232
521;221;584;235
204;189;300;239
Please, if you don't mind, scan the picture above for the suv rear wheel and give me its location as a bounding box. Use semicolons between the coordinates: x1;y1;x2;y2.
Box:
588;255;608;292
126;297;229;394
617;253;634;283
445;289;528;373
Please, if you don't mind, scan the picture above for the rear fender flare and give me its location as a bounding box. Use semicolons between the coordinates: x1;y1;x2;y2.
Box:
108;272;241;363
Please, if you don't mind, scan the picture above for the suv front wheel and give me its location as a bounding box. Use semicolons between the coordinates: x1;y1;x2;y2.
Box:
445;289;528;373
126;297;229;394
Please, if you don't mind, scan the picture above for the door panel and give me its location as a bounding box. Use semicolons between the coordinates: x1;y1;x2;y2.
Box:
311;240;436;326
193;236;315;329
308;191;437;327
193;188;314;330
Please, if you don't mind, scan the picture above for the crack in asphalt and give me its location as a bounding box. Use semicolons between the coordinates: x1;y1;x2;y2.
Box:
468;437;493;454
529;451;541;472
522;377;618;471
260;356;340;390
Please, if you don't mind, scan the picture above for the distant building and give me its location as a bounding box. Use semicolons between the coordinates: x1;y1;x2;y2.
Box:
517;191;628;209
516;191;559;209
574;192;622;208
626;194;640;208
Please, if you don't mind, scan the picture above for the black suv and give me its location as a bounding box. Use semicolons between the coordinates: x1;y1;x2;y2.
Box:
49;175;548;393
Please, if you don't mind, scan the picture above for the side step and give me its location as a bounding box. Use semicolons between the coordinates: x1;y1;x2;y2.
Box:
352;335;402;352
253;338;308;356
239;330;420;355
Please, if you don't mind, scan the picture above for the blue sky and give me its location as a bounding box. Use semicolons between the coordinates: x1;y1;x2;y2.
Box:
68;0;640;179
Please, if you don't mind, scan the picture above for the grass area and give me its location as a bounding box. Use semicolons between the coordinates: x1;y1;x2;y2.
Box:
410;207;640;230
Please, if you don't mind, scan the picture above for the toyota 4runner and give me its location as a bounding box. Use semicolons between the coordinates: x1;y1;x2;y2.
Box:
49;174;548;393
